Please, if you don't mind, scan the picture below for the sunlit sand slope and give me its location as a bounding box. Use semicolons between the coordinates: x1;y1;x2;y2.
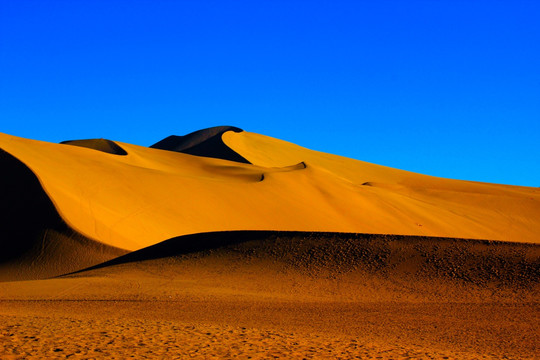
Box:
0;128;539;254
224;131;540;243
0;149;127;281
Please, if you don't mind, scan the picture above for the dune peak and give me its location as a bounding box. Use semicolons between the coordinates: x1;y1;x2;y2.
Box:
150;126;250;163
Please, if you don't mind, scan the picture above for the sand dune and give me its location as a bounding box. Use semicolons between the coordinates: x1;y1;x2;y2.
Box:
1;127;539;358
1;126;538;279
0;127;538;256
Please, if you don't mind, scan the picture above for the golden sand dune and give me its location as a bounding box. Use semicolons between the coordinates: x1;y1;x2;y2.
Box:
1;127;539;358
0;127;538;258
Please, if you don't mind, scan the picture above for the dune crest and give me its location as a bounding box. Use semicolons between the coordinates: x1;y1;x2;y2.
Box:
150;126;249;163
61;138;128;155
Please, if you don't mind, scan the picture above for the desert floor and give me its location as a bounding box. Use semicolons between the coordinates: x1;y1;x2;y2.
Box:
1;299;537;359
1;234;538;359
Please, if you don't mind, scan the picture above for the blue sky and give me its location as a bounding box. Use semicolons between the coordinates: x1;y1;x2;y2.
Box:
1;0;538;186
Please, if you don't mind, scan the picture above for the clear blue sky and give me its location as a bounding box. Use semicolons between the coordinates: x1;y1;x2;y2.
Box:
1;0;539;186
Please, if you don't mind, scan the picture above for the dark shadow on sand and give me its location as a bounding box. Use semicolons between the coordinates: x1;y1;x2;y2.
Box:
150;126;250;164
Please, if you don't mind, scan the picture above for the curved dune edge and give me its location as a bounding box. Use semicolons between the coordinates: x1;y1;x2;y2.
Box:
69;231;540;298
0;148;128;282
150;126;250;163
61;139;128;155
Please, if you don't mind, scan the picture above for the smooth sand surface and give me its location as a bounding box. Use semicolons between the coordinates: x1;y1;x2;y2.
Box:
0;129;539;253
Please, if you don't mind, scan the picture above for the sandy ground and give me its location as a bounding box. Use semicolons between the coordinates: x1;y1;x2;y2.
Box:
1;236;538;359
1;300;537;359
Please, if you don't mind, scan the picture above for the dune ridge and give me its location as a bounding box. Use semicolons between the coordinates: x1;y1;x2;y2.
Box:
1;129;539;251
61;138;128;155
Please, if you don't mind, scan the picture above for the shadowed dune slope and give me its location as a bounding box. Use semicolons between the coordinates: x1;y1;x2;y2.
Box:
69;231;539;302
150;126;249;163
61;138;128;155
0;149;127;281
0;129;539;252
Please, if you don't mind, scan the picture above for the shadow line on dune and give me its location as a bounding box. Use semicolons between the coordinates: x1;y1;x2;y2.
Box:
65;231;278;275
0;148;128;281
